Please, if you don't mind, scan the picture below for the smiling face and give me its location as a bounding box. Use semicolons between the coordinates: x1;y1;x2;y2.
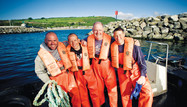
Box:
113;30;125;45
68;34;80;50
45;32;58;50
92;22;104;40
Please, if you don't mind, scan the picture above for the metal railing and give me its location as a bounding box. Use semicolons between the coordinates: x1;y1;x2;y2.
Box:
146;41;169;68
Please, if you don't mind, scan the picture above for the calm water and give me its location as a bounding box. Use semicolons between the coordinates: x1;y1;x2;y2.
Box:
0;29;186;90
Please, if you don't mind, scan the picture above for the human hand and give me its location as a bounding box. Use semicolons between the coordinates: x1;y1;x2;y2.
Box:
136;76;146;85
81;40;87;46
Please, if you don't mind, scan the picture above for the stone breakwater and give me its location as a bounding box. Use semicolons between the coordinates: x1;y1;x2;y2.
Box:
46;26;92;30
0;26;45;34
90;13;187;40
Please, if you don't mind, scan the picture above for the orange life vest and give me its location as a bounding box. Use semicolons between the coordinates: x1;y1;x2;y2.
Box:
87;33;111;60
111;37;134;70
38;42;72;76
57;42;72;69
67;44;90;72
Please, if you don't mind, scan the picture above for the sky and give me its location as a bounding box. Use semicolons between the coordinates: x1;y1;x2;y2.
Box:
0;0;187;20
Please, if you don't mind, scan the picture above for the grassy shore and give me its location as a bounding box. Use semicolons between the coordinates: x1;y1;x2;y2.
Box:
0;16;119;28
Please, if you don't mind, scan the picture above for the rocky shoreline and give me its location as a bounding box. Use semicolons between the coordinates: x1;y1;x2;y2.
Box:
0;26;93;34
90;13;187;41
46;26;92;30
1;13;186;41
0;26;45;34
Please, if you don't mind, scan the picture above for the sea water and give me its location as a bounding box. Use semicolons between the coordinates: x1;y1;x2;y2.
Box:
0;29;186;91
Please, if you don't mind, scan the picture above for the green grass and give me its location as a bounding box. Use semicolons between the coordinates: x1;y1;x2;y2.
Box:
0;16;119;28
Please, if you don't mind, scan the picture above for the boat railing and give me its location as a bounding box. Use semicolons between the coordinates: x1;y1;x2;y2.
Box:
145;41;169;97
146;41;169;68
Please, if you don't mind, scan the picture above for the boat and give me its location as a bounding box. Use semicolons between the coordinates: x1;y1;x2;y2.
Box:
146;41;169;97
0;41;186;107
0;80;44;107
145;41;187;107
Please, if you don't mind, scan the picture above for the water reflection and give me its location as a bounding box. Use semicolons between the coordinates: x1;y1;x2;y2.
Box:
139;40;187;66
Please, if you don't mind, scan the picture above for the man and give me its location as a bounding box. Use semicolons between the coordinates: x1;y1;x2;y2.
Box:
111;27;153;107
34;32;81;107
66;33;100;107
86;22;118;107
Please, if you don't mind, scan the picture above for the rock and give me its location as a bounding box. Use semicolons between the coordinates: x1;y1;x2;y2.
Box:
161;33;168;38
147;33;154;39
135;26;142;31
148;21;159;26
153;17;160;22
0;26;45;34
178;13;187;18
132;35;142;38
143;26;152;33
169;24;174;29
157;21;163;27
179;18;187;30
140;22;146;29
151;26;160;33
163;16;169;22
135;30;143;35
97;13;186;40
127;29;136;35
161;15;170;20
142;31;150;37
173;33;183;40
170;15;179;21
131;26;136;29
133;21;139;26
164;34;173;40
163;21;169;27
181;32;187;40
161;27;169;34
148;17;160;26
125;32;131;37
153;33;162;39
175;29;183;33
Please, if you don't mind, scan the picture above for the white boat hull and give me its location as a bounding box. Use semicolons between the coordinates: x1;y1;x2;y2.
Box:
146;61;167;97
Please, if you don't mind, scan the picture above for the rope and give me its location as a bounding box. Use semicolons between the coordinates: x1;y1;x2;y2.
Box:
33;80;70;107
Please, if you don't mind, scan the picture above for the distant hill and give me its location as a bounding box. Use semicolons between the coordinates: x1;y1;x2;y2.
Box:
0;16;119;28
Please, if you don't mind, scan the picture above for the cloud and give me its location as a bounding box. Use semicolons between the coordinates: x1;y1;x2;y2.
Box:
113;11;135;20
153;11;169;17
154;11;160;16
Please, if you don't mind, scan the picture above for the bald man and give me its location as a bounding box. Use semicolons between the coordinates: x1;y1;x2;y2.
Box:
34;32;81;107
85;22;118;107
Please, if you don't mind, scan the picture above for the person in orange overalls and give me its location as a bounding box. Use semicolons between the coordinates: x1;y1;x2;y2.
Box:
35;32;81;107
111;27;153;107
84;22;118;107
66;33;100;107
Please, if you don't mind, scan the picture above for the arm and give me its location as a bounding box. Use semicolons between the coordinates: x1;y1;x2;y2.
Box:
133;44;147;85
62;41;69;47
133;45;147;76
80;37;88;46
35;55;51;83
